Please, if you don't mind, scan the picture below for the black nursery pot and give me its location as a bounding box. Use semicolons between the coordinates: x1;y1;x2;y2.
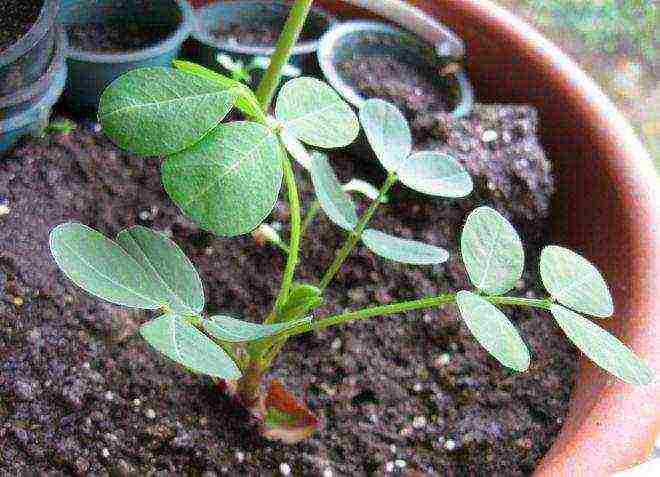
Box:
0;0;59;97
317;20;474;119
59;0;194;112
191;0;335;79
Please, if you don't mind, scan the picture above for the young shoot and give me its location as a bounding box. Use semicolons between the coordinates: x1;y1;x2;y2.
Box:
47;0;654;443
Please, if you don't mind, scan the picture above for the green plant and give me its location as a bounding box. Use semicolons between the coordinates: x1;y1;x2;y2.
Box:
48;0;653;442
522;0;657;66
216;53;301;85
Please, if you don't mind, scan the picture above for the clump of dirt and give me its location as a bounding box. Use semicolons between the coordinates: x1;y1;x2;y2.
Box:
66;22;178;53
0;97;572;475
0;0;43;52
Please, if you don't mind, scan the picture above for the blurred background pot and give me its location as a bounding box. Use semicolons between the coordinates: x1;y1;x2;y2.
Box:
318;20;474;119
190;0;335;81
0;30;67;155
59;0;193;112
0;0;59;97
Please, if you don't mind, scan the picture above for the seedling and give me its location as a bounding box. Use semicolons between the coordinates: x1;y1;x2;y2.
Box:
217;53;302;85
48;0;654;442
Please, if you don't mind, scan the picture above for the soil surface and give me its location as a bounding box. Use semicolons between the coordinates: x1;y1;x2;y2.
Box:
0;0;43;52
211;19;318;47
338;36;461;121
66;22;178;53
0;91;572;475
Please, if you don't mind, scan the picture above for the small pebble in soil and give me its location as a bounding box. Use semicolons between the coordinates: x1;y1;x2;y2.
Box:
279;462;292;476
235;451;245;463
145;408;156;419
395;459;407;469
444;439;458;451
0;197;11;216
331;337;342;351
413;415;427;429
322;468;334;477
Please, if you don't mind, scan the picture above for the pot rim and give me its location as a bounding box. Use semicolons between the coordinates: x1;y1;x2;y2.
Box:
317;19;475;118
0;28;66;110
191;0;335;57
0;0;59;67
62;0;193;64
0;52;67;133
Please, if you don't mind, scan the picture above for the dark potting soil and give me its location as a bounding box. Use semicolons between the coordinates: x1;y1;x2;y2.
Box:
66;22;178;53
0;0;43;52
0;100;572;475
338;42;460;122
211;19;317;47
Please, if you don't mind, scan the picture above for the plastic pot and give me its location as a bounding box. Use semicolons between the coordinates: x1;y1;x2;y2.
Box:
59;0;194;112
0;33;67;156
190;1;335;77
318;20;474;118
0;27;66;119
0;0;59;97
318;1;659;475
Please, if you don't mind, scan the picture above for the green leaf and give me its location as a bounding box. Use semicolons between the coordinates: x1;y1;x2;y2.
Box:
275;77;359;148
172;60;265;122
50;223;164;309
550;305;653;385
461;206;525;295
140;314;241;379
162;121;283;237
116;226;204;315
343;179;388;203
398;151;473;198
362;229;449;265
204;315;312;343
309;152;358;231
277;283;324;321
540;246;614;318
99;67;236;157
359;99;412;172
280;129;312;170
455;291;530;371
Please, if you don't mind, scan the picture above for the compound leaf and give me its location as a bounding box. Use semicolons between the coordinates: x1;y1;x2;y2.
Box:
359;99;412;172
362;229;449;265
204;315;312;343
398;151;472;198
540;246;614;318
140;314;241;379
309;152;358;231
461;206;525;295
550;305;653;385
276;77;359;148
99;67;236;156
162;121;283;237
456;291;530;371
49;223;164;310
116;226;204;315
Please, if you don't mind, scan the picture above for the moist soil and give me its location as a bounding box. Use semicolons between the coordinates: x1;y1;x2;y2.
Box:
66;22;178;53
0;0;43;52
211;19;317;48
0;91;571;475
338;36;461;123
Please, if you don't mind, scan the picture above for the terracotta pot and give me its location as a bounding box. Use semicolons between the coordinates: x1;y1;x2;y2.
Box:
191;0;660;474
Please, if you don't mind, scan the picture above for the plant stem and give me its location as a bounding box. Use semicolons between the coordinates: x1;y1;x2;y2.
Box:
269;140;302;321
300;200;321;236
282;294;554;338
255;0;314;110
319;173;398;290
